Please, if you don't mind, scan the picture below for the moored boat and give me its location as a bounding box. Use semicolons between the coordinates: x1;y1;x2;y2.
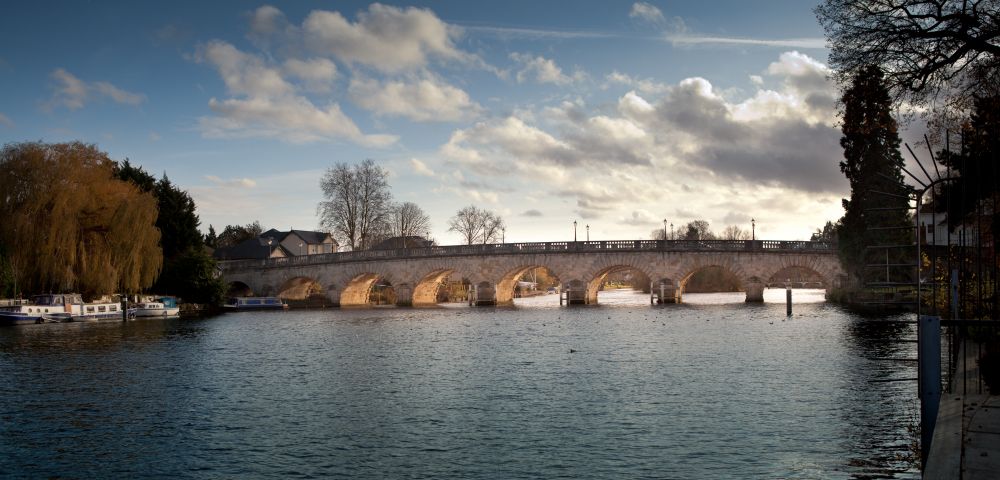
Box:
0;294;125;325
224;296;288;310
131;296;180;318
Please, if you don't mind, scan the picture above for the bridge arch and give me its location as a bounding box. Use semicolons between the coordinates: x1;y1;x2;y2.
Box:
676;258;750;302
495;265;563;305
765;264;832;289
277;276;325;300
582;264;653;304
227;280;253;297
341;272;399;307
412;268;459;305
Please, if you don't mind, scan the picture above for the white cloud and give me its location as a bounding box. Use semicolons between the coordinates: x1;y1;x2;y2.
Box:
440;51;846;224
148;132;161;141
510;53;587;85
603;70;669;95
410;158;435;177
284;57;338;92
196;40;394;146
666;35;826;49
0;112;12;128
45;68;146;111
621;209;660;226
629;2;665;24
205;175;257;188
303;3;475;73
348;74;481;122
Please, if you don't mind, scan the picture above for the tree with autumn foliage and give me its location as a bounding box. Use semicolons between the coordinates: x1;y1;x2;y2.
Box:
0;142;162;298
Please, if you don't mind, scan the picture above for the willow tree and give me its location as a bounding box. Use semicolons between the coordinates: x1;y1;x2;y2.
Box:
0;142;162;297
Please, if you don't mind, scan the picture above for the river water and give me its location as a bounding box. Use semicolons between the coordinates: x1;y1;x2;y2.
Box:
0;289;920;478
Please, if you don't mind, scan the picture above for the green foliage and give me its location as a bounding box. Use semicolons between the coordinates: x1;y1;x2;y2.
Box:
836;66;912;284
155;175;202;260
114;158;156;192
154;248;225;305
936;95;1000;235
810;221;838;242
204;225;218;249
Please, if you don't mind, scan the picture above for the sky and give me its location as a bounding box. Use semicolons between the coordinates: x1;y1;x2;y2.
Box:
0;0;891;244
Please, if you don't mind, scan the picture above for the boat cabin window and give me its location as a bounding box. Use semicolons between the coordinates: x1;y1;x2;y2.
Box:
98;306;106;312
86;306;95;313
247;299;261;305
110;305;117;312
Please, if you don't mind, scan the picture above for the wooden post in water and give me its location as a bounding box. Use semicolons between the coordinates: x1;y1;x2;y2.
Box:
650;281;654;305
786;281;792;316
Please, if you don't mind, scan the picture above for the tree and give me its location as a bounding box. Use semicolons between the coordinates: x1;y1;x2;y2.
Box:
811;221;839;241
0;141;162;297
816;0;1000;111
217;221;264;248
681;220;715;240
204;225;218;249
936;94;1000;234
154;175;203;260
650;228;668;240
388;201;431;242
836;66;912;283
721;225;751;240
449;206;484;245
317;159;393;250
155;247;226;305
447;206;505;245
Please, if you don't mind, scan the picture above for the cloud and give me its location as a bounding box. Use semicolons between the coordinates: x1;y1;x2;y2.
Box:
603;70;669;95
303;3;476;73
629;2;665;24
45;69;147;111
459;24;617;40
510;53;587;85
666;35;826;49
348;74;481;122
0;113;12;128
148;132;161;141
205;175;257;188
441;51;847;223
284;57;337;92
620;209;660;226
522;209;543;217
410;158;435;177
195;40;395;146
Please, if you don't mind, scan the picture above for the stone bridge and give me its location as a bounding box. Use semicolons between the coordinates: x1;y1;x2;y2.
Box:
219;239;844;306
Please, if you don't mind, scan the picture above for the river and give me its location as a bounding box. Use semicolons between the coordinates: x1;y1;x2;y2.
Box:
0;289;919;478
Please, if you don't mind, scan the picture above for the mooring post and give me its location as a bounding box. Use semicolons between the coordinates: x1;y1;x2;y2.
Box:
659;284;665;305
950;269;959;320
786;287;792;316
917;315;942;462
650;281;654;305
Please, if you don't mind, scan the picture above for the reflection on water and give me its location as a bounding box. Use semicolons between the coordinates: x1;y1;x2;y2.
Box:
0;290;919;478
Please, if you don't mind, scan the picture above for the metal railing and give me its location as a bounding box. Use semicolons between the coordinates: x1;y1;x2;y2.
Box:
219;239;837;271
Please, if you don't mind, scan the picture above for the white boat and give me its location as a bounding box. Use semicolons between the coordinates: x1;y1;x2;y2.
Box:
224;296;288;310
0;294;125;325
131;296;180;317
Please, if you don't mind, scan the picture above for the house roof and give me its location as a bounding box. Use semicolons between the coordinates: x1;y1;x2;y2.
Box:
261;228;336;245
213;237;290;260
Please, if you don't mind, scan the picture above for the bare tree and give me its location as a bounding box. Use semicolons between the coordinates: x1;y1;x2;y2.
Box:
721;225;752;240
816;0;1000;110
481;211;505;244
448;206;484;245
388;201;432;244
448;206;506;245
650;228;668;240
317;159;392;251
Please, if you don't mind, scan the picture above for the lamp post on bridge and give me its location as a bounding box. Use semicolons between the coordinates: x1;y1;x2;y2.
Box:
573;220;577;242
586;224;589;242
751;218;756;241
501;227;505;244
663;219;667;241
670;223;673;240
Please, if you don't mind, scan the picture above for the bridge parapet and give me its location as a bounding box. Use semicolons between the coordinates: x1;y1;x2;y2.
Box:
218;239;837;271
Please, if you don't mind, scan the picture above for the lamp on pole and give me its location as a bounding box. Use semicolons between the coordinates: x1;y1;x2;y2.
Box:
670;223;673;240
586;224;589;242
751;218;756;241
299;242;305;256
663;219;667;241
573;220;577;242
501;227;505;244
267;237;274;257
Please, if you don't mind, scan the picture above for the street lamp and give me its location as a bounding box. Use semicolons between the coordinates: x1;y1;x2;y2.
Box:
751;218;756;241
501;227;505;243
573;220;577;242
266;237;274;257
299;242;305;256
663;219;667;241
670;223;674;240
586;224;590;242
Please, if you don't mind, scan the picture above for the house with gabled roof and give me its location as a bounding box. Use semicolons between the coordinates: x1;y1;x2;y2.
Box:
261;228;338;256
213;237;291;260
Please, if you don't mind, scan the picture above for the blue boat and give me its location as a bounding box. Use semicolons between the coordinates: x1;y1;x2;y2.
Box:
223;297;288;310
